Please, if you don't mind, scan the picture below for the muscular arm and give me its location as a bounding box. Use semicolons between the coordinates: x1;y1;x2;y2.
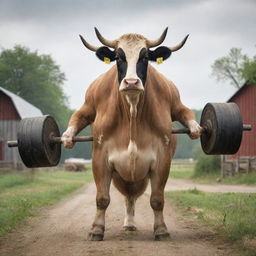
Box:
170;85;201;139
62;89;96;148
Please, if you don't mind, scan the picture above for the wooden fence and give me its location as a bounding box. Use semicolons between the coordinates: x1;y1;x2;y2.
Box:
171;159;195;171
221;156;256;177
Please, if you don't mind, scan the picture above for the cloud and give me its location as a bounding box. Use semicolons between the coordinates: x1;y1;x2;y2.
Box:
0;0;255;110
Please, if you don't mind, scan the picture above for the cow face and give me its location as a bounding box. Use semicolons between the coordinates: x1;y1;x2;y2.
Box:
95;35;172;94
79;28;188;97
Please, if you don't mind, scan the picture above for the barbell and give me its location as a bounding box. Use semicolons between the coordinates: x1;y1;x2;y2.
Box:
7;102;251;168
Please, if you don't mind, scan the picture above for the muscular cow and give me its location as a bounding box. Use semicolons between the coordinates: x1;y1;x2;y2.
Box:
62;28;201;241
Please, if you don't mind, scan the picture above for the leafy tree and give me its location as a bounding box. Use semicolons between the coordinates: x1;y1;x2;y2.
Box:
0;45;70;128
211;48;248;88
212;48;256;88
0;45;92;161
241;56;256;84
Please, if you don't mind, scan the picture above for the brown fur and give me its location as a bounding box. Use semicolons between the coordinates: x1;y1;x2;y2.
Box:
68;63;196;239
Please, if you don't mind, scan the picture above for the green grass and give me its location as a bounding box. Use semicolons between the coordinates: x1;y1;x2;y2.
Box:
169;169;194;179
170;163;256;186
221;172;256;186
167;190;256;254
170;161;195;179
0;168;93;236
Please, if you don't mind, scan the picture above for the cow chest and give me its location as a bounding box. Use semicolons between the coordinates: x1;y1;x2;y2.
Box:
105;136;170;182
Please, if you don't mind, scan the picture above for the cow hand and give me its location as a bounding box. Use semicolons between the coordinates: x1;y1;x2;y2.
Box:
188;120;202;139
61;126;77;148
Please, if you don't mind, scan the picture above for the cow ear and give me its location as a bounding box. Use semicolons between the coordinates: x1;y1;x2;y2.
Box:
148;46;172;64
96;47;116;64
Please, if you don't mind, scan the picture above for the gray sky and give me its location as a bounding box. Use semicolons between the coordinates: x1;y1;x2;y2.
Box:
0;0;255;110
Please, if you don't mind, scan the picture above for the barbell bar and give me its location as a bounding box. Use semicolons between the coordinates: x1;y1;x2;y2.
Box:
7;135;94;147
7;102;252;168
7;125;251;148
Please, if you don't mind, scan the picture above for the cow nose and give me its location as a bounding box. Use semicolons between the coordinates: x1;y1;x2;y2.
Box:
124;78;139;85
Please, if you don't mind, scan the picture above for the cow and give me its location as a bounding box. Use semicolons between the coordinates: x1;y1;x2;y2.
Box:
61;28;201;241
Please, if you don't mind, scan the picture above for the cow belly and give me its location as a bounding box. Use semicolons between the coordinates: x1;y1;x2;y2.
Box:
108;141;156;182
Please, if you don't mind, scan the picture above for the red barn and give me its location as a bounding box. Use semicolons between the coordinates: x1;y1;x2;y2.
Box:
222;83;256;175
0;87;43;168
228;83;256;158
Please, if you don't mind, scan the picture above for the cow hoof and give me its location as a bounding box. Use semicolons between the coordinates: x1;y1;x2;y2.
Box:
123;225;137;231
154;232;170;241
88;232;104;241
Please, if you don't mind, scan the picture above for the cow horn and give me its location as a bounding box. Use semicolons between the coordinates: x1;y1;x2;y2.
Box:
169;34;189;52
94;27;117;48
147;27;168;48
79;35;99;52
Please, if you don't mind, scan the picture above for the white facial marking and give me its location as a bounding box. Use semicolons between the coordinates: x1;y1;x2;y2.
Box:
118;38;146;92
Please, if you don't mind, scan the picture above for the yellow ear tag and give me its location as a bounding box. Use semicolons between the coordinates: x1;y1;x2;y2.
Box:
156;57;163;64
104;57;111;64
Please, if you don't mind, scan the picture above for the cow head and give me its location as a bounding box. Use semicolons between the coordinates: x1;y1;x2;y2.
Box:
80;28;188;96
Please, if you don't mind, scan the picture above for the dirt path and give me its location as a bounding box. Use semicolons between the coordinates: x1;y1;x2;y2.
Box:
165;178;256;193
0;179;241;256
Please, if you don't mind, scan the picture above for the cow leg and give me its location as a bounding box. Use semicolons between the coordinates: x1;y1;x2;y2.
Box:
89;159;112;241
123;196;137;231
150;170;170;241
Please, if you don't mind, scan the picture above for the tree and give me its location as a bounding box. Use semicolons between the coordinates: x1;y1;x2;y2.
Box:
212;47;256;88
241;56;256;84
0;45;71;128
211;48;248;88
0;45;92;161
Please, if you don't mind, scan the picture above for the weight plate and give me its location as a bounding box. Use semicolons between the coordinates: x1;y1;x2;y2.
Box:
17;115;61;167
200;103;243;155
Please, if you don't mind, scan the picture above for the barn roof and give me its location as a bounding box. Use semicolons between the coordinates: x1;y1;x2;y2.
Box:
227;83;256;102
0;87;43;118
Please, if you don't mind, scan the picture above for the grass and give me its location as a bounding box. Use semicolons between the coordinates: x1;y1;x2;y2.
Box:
167;190;256;255
170;162;256;186
170;161;195;179
169;169;194;179
221;172;256;186
0;168;93;236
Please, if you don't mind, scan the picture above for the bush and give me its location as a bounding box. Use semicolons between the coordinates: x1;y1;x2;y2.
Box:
194;154;221;177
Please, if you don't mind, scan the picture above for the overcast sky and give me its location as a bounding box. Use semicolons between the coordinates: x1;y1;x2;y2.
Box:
0;0;255;110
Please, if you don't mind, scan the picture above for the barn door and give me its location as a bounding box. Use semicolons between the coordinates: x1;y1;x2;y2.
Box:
0;141;4;160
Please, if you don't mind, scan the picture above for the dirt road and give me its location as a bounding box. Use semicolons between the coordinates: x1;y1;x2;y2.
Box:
1;179;246;256
165;178;256;193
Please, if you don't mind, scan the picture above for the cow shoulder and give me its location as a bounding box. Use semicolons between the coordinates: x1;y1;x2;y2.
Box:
85;65;118;107
147;64;178;105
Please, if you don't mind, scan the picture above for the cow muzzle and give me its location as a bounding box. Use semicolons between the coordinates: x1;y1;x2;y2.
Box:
119;78;144;94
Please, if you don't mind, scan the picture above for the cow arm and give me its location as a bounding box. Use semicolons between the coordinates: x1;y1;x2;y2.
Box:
62;91;96;148
171;86;201;139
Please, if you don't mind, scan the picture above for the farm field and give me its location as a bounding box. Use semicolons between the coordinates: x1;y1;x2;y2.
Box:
0;179;239;256
0;168;93;236
170;159;256;185
168;160;256;255
0;164;256;255
167;190;256;255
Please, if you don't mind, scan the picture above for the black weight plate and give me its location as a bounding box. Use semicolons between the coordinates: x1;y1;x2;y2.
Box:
18;115;61;167
200;103;243;155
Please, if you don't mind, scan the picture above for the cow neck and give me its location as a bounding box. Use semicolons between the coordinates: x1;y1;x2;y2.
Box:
120;92;145;142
